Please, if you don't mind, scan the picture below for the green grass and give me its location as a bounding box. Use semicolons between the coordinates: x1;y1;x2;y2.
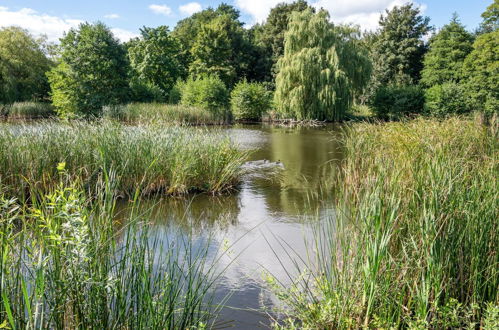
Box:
103;103;223;125
268;117;498;328
0;121;247;198
0;177;228;329
0;102;55;119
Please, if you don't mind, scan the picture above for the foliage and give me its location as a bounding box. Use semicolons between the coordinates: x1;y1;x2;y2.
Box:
274;9;371;121
368;3;431;94
371;85;425;119
0;180;228;328
103;103;216;125
180;75;229;119
478;0;499;34
0;27;52;103
421;15;474;87
128;77;165;102
270;118;499;328
230;81;272;121
127;26;184;98
47;23;129;117
189;14;245;86
0;121;247;197
254;0;314;80
462;29;499;116
425;82;471;117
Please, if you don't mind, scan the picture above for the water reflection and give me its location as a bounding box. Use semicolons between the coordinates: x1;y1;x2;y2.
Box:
117;124;343;329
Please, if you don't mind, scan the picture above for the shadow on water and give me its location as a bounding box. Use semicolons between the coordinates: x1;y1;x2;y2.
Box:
115;124;344;329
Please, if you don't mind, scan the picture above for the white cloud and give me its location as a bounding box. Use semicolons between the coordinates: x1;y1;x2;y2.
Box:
179;2;202;16
0;7;137;43
104;13;120;19
111;28;139;42
0;6;83;41
236;0;426;31
148;4;172;16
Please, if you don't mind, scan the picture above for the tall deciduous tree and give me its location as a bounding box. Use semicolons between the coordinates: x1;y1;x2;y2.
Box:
421;15;474;87
274;10;371;121
370;3;431;89
47;22;129;117
128;26;184;98
255;0;314;79
189;14;245;86
0;27;52;103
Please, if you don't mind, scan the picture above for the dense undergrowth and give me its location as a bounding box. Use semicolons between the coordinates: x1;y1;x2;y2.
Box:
0;121;247;198
270;118;498;328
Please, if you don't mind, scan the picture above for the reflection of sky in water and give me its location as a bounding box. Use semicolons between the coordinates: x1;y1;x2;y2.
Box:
117;124;342;329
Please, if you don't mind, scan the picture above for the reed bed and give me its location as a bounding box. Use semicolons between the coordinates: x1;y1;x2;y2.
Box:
0;102;55;119
103;103;223;125
270;118;498;328
0;121;247;198
0;177;227;329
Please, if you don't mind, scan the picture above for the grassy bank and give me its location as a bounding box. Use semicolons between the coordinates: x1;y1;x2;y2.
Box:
103;103;223;125
0;179;226;328
270;118;498;328
0;121;247;198
0;102;55;119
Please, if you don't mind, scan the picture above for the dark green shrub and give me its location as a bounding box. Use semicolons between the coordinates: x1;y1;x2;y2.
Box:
129;78;165;103
180;75;229;119
230;81;272;121
168;81;183;104
371;85;425;119
425;83;471;117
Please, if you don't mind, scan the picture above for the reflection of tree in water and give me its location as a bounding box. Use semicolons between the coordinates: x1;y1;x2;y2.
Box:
113;193;240;233
262;125;344;217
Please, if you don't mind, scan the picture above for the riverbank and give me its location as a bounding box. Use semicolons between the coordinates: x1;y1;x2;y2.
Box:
270;117;498;328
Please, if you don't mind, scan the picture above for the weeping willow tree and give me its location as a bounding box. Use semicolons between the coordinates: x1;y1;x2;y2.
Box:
274;9;371;121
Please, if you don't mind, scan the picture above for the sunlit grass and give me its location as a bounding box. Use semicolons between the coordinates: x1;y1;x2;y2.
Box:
0;120;248;198
269;117;498;328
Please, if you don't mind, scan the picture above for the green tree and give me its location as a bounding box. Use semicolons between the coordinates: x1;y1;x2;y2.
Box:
478;0;498;34
255;0;314;79
421;15;474;87
462;30;498;116
0;27;52;103
274;10;371;121
128;26;184;99
370;3;431;89
189;14;245;86
180;74;229;119
230;80;272;120
47;22;129;117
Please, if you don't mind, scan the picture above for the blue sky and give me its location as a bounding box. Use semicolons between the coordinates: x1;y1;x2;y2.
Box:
0;0;492;41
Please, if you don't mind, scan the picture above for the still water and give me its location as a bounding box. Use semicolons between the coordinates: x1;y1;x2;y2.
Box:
117;124;343;328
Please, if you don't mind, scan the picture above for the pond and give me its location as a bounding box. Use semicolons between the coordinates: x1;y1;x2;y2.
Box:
115;124;344;328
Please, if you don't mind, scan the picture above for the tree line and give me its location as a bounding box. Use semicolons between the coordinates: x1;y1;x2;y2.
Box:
0;0;497;120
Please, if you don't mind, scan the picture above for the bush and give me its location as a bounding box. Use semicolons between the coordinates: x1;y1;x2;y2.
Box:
425;83;471;117
180;75;229;119
230;81;272;121
371;85;425;120
129;78;165;103
168;81;183;104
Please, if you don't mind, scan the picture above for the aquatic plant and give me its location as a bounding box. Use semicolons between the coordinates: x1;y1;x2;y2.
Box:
269;118;498;328
0;178;227;328
0;102;55;119
0;121;247;198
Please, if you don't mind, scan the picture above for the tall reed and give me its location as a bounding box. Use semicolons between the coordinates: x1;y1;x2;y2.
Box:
103;103;223;125
269;118;498;328
0;121;247;198
0;102;55;119
0;176;228;328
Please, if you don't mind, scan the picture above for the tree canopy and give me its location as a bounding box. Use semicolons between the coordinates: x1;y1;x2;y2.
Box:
370;3;431;89
274;9;371;121
0;27;52;103
47;22;129;117
421;15;474;87
128;26;184;98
